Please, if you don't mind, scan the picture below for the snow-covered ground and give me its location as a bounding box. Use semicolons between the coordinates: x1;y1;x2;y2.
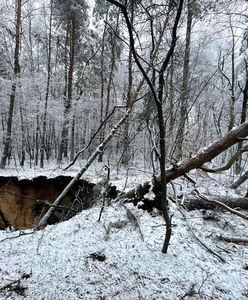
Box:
0;163;247;299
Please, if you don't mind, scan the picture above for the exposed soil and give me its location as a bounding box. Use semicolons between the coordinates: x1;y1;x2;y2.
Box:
0;176;96;229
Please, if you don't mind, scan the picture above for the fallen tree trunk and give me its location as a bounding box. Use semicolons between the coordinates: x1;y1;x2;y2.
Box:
133;193;248;213
182;195;248;211
124;121;248;199
37;109;131;228
217;235;248;244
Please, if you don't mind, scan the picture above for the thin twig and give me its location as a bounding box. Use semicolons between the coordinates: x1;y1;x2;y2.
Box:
0;231;35;243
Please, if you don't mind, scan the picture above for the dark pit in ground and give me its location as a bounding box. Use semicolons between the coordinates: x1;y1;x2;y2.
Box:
0;175;117;230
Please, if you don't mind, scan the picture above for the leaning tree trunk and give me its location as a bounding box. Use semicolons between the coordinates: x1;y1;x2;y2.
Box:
0;0;22;169
37;108;132;228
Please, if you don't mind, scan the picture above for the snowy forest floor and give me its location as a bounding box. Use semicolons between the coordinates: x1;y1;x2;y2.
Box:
0;161;247;299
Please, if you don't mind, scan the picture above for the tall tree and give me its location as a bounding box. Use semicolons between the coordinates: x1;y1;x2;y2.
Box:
0;0;22;168
56;0;88;162
173;0;193;161
40;0;54;168
106;0;184;253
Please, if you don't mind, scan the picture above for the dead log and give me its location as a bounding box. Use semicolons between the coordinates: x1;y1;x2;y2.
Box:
132;194;248;213
217;235;248;244
182;195;248;211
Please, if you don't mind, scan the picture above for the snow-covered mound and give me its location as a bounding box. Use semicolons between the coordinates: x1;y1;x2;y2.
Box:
0;201;247;299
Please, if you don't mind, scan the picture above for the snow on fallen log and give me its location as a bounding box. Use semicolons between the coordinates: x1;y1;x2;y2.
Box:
182;195;248;211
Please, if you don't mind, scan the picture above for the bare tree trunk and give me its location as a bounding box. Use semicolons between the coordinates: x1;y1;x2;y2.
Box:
168;55;175;147
40;0;53;168
228;18;236;132
235;64;248;173
19;107;25;166
99;26;118;160
35;115;40;166
69;115;75;161
98;17;108;163
0;0;22;169
121;4;134;166
58;21;70;162
106;0;184;253
173;0;192;161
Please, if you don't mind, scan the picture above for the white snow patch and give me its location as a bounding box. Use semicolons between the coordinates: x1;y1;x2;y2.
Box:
0;201;247;299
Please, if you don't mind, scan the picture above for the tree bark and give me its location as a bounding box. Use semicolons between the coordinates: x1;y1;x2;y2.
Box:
182;195;248;211
40;0;53;168
173;0;192;161
235;65;248;173
228;19;236;132
0;0;22;169
217;235;248;245
19;107;25;166
58;20;71;162
121;3;134;166
98;16;108;163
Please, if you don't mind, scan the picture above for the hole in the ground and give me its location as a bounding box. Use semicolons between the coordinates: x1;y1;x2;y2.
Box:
0;175;117;230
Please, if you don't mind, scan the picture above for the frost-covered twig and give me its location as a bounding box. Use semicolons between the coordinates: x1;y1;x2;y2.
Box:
0;231;34;243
